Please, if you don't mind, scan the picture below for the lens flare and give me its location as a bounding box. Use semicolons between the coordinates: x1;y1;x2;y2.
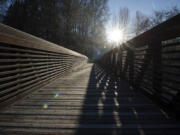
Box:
43;103;49;109
54;91;61;98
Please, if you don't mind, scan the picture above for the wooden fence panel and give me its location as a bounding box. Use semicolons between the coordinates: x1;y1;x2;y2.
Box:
0;24;88;108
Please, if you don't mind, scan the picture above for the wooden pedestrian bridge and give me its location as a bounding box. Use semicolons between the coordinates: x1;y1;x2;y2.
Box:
0;15;180;135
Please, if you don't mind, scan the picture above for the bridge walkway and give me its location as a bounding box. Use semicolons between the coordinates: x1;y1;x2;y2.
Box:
0;64;180;135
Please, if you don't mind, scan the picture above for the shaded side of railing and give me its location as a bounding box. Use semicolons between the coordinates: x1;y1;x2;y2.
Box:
97;14;180;117
0;23;88;108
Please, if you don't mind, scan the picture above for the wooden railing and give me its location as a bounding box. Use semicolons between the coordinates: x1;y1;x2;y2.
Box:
0;23;88;108
98;14;180;116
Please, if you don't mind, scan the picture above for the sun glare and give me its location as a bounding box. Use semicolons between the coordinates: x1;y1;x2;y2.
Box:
107;28;124;44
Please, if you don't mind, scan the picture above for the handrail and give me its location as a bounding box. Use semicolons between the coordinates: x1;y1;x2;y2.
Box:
0;23;87;58
0;23;88;108
98;14;180;117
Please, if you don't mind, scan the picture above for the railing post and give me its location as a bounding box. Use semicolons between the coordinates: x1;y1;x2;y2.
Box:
152;41;162;97
111;50;115;75
134;45;152;91
119;46;123;77
129;50;134;87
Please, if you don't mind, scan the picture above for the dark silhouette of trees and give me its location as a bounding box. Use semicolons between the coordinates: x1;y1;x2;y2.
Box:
134;11;151;35
118;7;130;29
150;6;180;26
0;0;12;22
133;6;180;35
3;0;109;58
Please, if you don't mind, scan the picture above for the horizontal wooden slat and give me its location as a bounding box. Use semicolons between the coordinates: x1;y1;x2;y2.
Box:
0;24;88;108
0;23;87;58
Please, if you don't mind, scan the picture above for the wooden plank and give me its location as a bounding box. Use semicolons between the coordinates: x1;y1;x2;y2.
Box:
0;64;180;135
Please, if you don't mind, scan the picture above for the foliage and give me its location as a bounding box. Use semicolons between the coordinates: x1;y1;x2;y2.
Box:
3;0;109;58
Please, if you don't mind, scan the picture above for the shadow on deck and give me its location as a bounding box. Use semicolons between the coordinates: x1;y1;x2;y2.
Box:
76;64;179;135
0;64;179;135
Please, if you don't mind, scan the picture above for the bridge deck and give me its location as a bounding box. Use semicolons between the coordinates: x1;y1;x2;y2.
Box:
0;64;180;135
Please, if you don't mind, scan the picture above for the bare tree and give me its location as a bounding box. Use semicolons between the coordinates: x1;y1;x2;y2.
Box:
151;6;180;26
134;11;151;35
118;7;130;29
112;14;118;27
3;0;109;58
0;0;9;22
110;7;130;42
133;6;180;36
166;6;180;18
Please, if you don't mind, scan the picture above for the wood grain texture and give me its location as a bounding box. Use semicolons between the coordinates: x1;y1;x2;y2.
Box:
0;64;179;135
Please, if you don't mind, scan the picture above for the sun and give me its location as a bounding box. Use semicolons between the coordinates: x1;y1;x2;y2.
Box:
107;28;124;44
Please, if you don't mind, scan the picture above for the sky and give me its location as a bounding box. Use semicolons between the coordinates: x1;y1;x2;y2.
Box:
108;0;180;17
106;0;180;40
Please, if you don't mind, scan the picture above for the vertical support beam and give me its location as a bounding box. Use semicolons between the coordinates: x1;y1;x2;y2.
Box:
119;46;123;77
134;45;152;91
152;41;162;96
122;48;130;80
129;50;134;87
110;50;115;76
114;51;118;77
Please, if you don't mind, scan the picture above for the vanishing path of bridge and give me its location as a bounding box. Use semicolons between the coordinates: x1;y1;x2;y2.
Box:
0;15;180;135
0;64;180;135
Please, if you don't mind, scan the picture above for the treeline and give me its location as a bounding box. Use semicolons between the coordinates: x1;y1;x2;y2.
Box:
111;6;180;41
2;0;179;58
2;0;109;58
134;6;180;35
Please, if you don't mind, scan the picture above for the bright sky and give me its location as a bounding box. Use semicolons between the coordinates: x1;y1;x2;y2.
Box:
108;0;180;17
106;0;180;40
